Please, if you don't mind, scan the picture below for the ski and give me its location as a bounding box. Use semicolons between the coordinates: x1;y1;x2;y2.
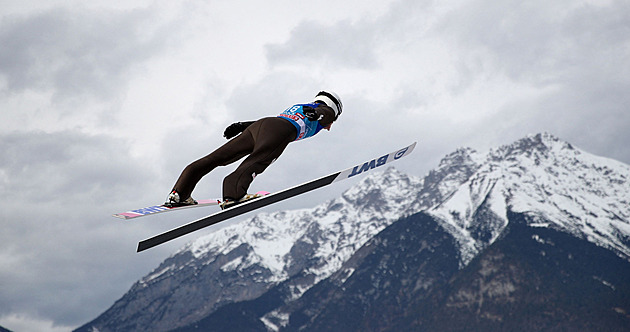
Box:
113;199;220;220
137;142;416;252
113;191;271;220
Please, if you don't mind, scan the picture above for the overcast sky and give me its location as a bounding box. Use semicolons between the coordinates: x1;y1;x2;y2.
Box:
1;0;629;330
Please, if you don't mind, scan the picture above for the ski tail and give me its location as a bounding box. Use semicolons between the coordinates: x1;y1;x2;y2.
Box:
136;142;416;252
113;199;221;220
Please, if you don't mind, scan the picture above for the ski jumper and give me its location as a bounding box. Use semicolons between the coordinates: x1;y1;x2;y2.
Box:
171;103;336;201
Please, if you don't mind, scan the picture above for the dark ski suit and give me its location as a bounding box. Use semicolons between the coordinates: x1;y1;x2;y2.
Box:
171;103;337;201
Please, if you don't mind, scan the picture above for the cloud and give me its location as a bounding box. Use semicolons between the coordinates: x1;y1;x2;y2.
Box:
265;19;380;70
0;6;175;102
0;130;161;326
436;0;630;85
0;314;70;332
432;0;630;161
0;130;153;203
263;0;438;72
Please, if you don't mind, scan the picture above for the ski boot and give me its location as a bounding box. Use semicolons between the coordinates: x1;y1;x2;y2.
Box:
164;190;198;208
220;192;266;210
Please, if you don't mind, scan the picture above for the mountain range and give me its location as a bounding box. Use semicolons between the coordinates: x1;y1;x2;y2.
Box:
76;133;630;331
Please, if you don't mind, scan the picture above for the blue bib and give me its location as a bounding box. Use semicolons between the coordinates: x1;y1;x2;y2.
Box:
278;103;325;141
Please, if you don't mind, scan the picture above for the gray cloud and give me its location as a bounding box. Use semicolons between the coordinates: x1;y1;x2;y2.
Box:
436;0;630;85
433;0;630;163
0;130;162;326
264;0;440;70
0;7;175;102
0;130;153;202
265;19;380;69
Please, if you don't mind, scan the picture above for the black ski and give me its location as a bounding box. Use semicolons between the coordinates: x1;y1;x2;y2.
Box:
137;142;416;252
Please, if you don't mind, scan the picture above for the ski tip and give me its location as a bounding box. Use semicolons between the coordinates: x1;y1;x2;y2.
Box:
391;141;417;160
400;141;417;157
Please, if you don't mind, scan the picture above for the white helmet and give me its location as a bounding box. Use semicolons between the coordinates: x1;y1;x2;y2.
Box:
313;90;343;118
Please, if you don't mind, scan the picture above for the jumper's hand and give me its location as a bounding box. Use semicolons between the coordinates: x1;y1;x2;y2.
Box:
224;122;248;139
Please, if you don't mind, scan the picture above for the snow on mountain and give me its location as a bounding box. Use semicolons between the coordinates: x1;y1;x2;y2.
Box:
428;133;630;265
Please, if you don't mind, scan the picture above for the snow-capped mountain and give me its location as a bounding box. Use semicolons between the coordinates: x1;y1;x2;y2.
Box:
427;133;630;265
76;133;630;332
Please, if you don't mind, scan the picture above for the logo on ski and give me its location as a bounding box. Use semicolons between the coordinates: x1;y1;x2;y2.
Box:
348;155;389;178
394;146;409;159
134;206;170;215
347;145;413;178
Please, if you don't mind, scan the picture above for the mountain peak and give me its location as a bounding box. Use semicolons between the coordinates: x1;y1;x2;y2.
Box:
438;147;483;168
490;132;575;161
341;167;421;206
428;133;630;265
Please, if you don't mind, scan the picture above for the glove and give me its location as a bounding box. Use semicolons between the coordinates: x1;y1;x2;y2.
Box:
302;106;322;121
224;122;252;139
